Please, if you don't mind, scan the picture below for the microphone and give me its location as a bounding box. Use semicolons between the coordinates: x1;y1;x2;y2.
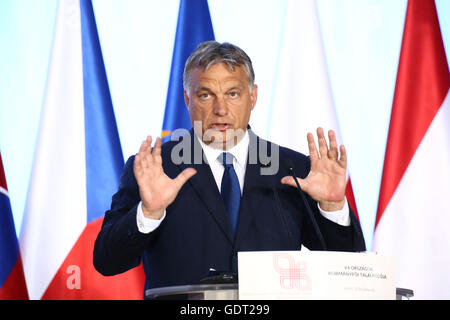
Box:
283;159;327;251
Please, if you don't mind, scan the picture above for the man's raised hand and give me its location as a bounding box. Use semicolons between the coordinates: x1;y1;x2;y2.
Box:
133;136;197;219
281;128;347;212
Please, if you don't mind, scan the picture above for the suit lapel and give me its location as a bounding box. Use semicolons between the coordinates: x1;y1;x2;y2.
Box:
234;132;278;249
173;129;277;248
175;130;235;245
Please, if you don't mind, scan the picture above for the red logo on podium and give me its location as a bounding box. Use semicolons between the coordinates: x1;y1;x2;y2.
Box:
273;253;312;291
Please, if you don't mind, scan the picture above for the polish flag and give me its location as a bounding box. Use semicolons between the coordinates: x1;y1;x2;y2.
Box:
0;153;28;300
19;0;144;299
268;0;360;219
373;0;450;299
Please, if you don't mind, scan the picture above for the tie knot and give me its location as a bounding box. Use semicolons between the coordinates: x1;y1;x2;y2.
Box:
220;152;234;168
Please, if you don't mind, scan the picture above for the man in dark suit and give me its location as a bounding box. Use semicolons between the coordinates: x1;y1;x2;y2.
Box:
93;41;365;293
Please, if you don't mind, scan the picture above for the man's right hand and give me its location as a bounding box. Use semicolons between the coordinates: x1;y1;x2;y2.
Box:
133;136;197;220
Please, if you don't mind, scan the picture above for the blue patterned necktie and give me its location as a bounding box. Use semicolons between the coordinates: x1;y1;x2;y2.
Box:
220;152;241;233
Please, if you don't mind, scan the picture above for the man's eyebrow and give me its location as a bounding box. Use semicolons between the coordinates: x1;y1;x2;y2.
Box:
226;85;243;92
196;86;213;93
195;83;244;93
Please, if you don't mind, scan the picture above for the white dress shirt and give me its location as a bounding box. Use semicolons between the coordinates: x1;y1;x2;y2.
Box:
137;131;350;233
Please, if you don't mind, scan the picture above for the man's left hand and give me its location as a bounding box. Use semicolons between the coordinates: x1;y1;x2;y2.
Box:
281;127;347;211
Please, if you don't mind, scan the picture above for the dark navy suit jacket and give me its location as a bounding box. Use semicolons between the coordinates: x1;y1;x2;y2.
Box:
93;129;365;292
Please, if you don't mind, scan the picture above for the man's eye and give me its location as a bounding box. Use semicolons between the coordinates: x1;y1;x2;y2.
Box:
229;91;239;98
199;93;210;99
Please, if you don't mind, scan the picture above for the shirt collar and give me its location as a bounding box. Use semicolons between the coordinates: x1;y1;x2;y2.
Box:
196;130;249;168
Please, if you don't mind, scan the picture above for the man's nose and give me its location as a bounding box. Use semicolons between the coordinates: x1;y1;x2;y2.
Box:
213;97;228;116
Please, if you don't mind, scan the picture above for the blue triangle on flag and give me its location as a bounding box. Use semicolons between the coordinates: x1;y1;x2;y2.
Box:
162;0;215;141
80;0;124;223
0;189;19;287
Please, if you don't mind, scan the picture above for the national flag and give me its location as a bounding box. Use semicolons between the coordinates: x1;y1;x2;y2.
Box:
373;0;450;299
0;153;28;300
19;0;145;300
161;0;215;140
268;0;360;219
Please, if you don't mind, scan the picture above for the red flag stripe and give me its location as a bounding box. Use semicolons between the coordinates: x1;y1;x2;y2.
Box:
42;218;145;300
375;0;450;227
0;254;29;300
0;154;7;191
345;178;359;221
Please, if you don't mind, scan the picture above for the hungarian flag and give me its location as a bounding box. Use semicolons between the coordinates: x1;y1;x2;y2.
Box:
161;0;214;140
19;0;144;299
0;153;28;300
373;0;450;299
268;0;360;219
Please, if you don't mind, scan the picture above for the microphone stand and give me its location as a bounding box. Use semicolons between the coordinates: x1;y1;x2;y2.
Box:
285;160;327;251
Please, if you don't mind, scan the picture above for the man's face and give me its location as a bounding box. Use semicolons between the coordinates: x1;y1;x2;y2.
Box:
184;63;257;149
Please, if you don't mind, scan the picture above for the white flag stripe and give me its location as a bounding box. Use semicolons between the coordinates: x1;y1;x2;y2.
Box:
19;0;87;300
373;89;450;299
269;0;342;155
0;186;8;197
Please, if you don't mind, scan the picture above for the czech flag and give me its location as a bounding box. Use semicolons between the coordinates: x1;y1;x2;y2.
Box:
161;0;215;140
19;0;144;299
0;153;28;300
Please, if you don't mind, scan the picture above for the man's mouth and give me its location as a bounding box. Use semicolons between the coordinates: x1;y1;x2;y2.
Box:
209;123;232;131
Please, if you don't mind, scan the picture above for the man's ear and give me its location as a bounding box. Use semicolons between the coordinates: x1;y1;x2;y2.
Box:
184;90;190;109
250;84;258;110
